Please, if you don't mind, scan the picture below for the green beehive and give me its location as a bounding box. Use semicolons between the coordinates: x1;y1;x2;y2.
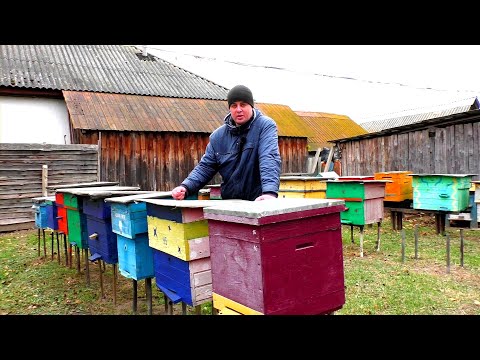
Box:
64;193;89;249
411;174;475;212
326;180;388;226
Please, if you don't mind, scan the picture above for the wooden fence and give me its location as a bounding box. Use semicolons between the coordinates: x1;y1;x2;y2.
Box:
0;143;99;232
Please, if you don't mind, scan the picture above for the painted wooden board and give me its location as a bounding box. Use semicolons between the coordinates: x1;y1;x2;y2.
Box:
33;196;56;229
203;198;345;225
326;181;387;225
106;192;173;238
142;199;234;261
86;215;118;264
153;249;212;306
147;217;209;260
279;176;329;191
83;198;112;219
54;192;68;234
110;202;146;239
278;189;326;199
326;180;388;200
374;171;413;202
45;201;58;230
205;200;345;315
206;184;221;199
213;292;262;315
66;208;89;249
143;199;222;223
412;174;475;211
117;233;154;281
341;197;384;225
104;192;172;204
57;186;142;199
475;181;480;203
33;203;48;229
337;175;375;180
63;193;80;209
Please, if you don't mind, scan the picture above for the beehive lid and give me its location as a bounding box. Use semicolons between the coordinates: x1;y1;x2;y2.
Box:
203;198;344;220
105;191;172;204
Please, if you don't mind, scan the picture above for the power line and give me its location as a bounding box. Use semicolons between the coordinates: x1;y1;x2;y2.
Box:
146;45;480;95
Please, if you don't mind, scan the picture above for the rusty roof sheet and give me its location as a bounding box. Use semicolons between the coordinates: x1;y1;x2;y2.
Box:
0;45;229;100
295;111;368;149
64;91;311;137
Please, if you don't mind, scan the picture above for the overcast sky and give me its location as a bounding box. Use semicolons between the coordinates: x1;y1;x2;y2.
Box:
144;45;480;124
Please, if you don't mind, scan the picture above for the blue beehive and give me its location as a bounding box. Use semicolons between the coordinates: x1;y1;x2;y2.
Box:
34;202;49;229
45;199;59;230
84;198;118;264
106;192;174;283
110;202;148;239
117;233;154;280
153;248;212;307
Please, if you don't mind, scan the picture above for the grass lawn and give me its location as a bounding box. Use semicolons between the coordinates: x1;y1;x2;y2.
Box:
1;212;479;315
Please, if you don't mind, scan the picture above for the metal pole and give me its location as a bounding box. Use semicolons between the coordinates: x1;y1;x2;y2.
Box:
84;249;90;286
51;231;54;261
42;229;46;258
414;224;419;260
37;228;41;257
56;232;60;264
460;229;464;267
446;234;451;274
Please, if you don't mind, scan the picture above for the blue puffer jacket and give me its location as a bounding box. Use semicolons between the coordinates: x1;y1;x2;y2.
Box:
181;108;282;201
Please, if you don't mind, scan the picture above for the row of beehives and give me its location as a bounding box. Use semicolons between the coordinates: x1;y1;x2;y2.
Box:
32;182;348;315
279;171;479;225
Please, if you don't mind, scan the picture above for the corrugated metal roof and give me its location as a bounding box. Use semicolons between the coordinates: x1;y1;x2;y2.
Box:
0;45;229;100
361;96;479;132
333;109;480;143
294;111;368;149
64;91;311;137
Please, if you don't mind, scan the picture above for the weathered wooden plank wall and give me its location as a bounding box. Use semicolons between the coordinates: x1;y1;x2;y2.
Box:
0;143;99;232
75;130;308;191
337;122;480;181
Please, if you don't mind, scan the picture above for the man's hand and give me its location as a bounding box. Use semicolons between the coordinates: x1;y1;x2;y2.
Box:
172;185;187;200
254;193;277;201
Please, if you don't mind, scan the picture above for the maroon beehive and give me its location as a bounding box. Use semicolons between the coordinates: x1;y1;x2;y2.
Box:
203;198;346;315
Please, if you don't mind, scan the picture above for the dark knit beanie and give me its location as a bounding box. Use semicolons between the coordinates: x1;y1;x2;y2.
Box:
227;85;254;108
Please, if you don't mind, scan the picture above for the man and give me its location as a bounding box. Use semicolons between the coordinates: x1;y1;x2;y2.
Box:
171;84;281;201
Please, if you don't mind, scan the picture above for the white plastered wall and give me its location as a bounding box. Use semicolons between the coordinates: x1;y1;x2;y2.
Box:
0;96;71;144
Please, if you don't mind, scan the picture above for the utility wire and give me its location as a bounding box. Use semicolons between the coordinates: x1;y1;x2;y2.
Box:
146;45;480;95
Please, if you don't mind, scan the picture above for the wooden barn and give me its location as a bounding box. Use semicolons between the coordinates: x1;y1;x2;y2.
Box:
0;45;311;230
330;97;480;181
65;92;313;191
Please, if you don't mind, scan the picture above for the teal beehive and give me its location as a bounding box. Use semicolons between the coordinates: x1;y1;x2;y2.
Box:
411;174;475;212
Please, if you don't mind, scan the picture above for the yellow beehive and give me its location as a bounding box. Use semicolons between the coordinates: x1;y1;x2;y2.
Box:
279;176;328;191
278;189;326;199
213;292;263;315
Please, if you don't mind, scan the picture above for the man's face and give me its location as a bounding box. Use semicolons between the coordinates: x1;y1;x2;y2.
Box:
229;101;253;126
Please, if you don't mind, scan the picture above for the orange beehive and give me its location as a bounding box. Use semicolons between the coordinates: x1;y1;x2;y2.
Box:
374;171;413;202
